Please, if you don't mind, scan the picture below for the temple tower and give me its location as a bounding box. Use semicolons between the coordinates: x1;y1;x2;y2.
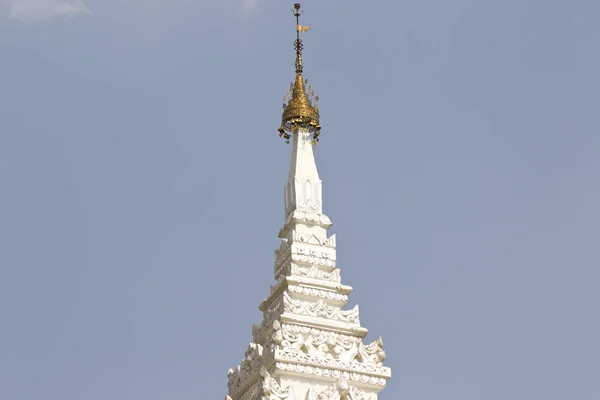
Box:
225;4;391;400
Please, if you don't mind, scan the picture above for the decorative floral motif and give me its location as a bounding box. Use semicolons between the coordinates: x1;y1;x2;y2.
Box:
357;337;386;366
263;322;389;378
291;264;341;283
287;285;348;302
284;210;332;228
276;324;385;366
283;292;360;324
275;350;390;377
260;367;291;400
273;322;355;358
284;178;322;214
291;245;336;268
227;343;269;393
315;380;366;400
276;362;388;386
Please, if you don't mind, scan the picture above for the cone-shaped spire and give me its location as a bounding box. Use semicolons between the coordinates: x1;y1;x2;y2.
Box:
278;3;321;145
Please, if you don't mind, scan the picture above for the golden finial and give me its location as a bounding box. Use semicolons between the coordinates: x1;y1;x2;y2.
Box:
277;3;321;145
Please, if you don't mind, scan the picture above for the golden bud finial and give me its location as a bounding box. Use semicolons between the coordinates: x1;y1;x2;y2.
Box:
277;3;321;145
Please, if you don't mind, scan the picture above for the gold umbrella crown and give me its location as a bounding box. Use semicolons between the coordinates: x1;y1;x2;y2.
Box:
278;3;321;145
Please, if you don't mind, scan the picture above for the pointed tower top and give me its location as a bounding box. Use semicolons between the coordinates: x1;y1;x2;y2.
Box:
224;5;391;398
278;3;321;145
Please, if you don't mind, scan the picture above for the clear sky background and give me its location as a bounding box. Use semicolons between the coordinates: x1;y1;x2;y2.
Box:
1;0;599;399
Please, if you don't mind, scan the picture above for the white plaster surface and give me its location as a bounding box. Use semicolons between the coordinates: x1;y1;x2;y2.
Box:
225;128;390;400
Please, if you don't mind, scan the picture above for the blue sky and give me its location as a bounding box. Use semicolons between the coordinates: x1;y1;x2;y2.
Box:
1;1;599;399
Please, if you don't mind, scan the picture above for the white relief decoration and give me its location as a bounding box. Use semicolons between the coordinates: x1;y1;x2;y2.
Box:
357;337;386;366
306;388;318;400
316;380;366;400
287;285;348;302
275;240;337;281
275;362;388;386
274;321;358;359
284;210;332;228
292;231;323;245
275;350;389;377
291;265;341;283
283;292;360;324
227;343;269;393
285;176;322;215
254;297;284;341
303;179;311;206
279;325;385;365
293;246;336;262
260;367;292;400
291;250;336;268
325;234;336;248
271;320;284;346
288;178;321;213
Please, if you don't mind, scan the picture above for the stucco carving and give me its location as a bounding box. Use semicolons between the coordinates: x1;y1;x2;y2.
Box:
256;295;284;336
227;343;269;393
275;350;390;377
315;380;366;400
288;285;348;302
289;231;336;249
357;337;386;366
275;362;388;386
291;245;336;268
283;292;360;324
274;323;353;358
293;232;323;245
306;389;317;400
284;176;323;216
291;265;341;283
260;367;291;400
284;210;332;228
266;323;384;366
275;240;337;283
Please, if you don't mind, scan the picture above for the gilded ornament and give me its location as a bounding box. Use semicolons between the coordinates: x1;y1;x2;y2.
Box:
277;2;321;144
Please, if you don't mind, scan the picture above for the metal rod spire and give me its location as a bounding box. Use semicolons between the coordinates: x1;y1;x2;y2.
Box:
294;3;303;74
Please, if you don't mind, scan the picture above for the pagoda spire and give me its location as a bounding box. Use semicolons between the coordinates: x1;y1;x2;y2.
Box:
224;4;390;400
279;3;326;233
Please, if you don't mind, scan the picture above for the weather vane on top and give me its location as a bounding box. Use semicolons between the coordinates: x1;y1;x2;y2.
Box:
278;3;322;145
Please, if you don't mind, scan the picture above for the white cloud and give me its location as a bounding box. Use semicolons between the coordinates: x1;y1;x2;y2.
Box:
2;0;91;23
241;0;259;13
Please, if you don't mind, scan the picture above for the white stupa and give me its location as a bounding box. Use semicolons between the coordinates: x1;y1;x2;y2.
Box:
225;4;391;400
